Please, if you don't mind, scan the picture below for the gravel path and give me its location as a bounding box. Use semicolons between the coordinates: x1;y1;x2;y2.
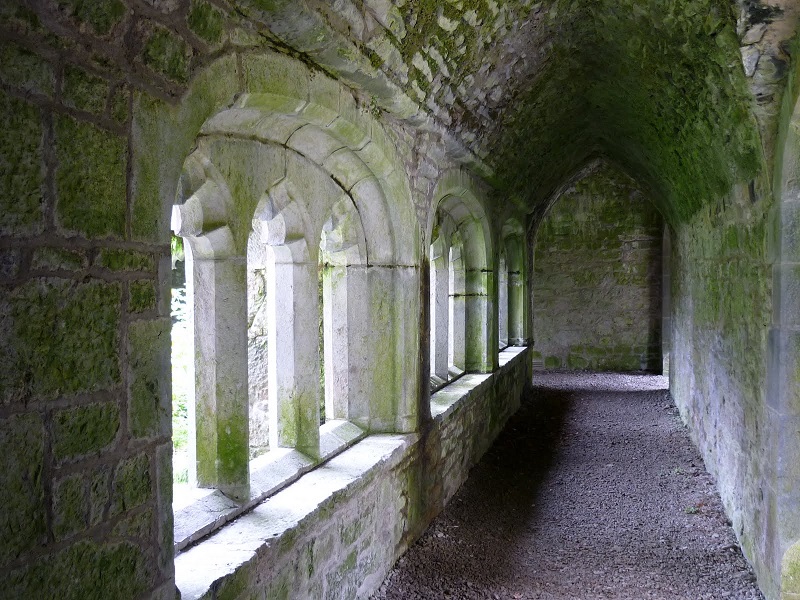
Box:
373;372;763;600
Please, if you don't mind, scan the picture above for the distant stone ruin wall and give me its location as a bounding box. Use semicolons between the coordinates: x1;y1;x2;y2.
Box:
532;164;663;372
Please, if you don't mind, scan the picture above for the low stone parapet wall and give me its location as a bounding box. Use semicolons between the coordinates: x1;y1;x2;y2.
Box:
175;347;530;599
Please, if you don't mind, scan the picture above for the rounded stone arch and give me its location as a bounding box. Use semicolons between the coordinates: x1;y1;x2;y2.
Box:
427;170;495;374
426;170;494;263
139;49;423;500
131;50;419;268
770;77;800;598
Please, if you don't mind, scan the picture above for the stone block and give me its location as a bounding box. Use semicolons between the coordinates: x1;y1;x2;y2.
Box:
129;280;157;313
322;147;372;190
0;412;46;566
155;443;173;576
0;279;122;402
4;540;152;599
32;247;86;271
128;318;170;439
0;90;44;237
0;248;20;279
187;0;224;44
55;115;126;239
89;468;110;526
59;0;126;35
98;248;155;272
62;65;108;115
53;402;120;463
111;453;152;515
241;52;309;109
303;72;341;126
110;84;129;124
326;114;371;150
53;473;88;540
0;40;53;96
784;540;800;594
143;26;190;83
286;124;344;164
112;507;153;539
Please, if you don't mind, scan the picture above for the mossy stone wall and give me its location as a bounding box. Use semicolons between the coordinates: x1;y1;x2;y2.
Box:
669;182;775;595
532;164;663;372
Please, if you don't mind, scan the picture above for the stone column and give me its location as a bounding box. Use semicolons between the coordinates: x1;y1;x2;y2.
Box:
322;264;369;426
465;267;491;372
186;228;250;501
449;247;466;373
267;245;320;459
431;249;450;380
498;252;509;347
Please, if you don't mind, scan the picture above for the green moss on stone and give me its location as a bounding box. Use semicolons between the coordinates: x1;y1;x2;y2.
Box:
53;474;87;540
5;540;151;600
89;468;110;526
0;40;53;95
57;0;126;35
215;561;254;600
0;413;45;566
62;65;108;114
97;248;154;272
544;355;561;368
0;248;20;279
55;115;126;239
32;247;86;271
188;0;224;44
110;85;129;123
111;453;151;515
112;507;153;539
493;0;760;225
0;5;42;30
784;541;800;593
53;402;120;462
143;26;190;84
1;279;121;402
128;319;169;439
0;90;44;237
129;280;157;313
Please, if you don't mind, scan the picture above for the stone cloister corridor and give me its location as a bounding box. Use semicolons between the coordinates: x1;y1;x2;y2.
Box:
1;1;800;599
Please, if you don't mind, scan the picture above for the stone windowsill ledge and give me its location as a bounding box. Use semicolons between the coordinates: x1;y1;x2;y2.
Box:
431;346;528;420
499;345;527;367
173;419;365;551
174;346;528;599
174;433;416;600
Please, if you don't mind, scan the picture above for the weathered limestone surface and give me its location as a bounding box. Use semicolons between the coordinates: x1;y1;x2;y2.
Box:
532;163;663;372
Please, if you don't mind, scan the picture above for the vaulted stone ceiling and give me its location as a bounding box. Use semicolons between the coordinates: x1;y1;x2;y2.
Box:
13;0;794;224
243;0;799;224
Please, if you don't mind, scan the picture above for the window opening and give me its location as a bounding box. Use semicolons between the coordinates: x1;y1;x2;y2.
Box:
318;248;326;425
448;240;466;377
248;233;270;457
171;235;192;485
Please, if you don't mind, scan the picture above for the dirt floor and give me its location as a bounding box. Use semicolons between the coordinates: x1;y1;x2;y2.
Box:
372;372;764;600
